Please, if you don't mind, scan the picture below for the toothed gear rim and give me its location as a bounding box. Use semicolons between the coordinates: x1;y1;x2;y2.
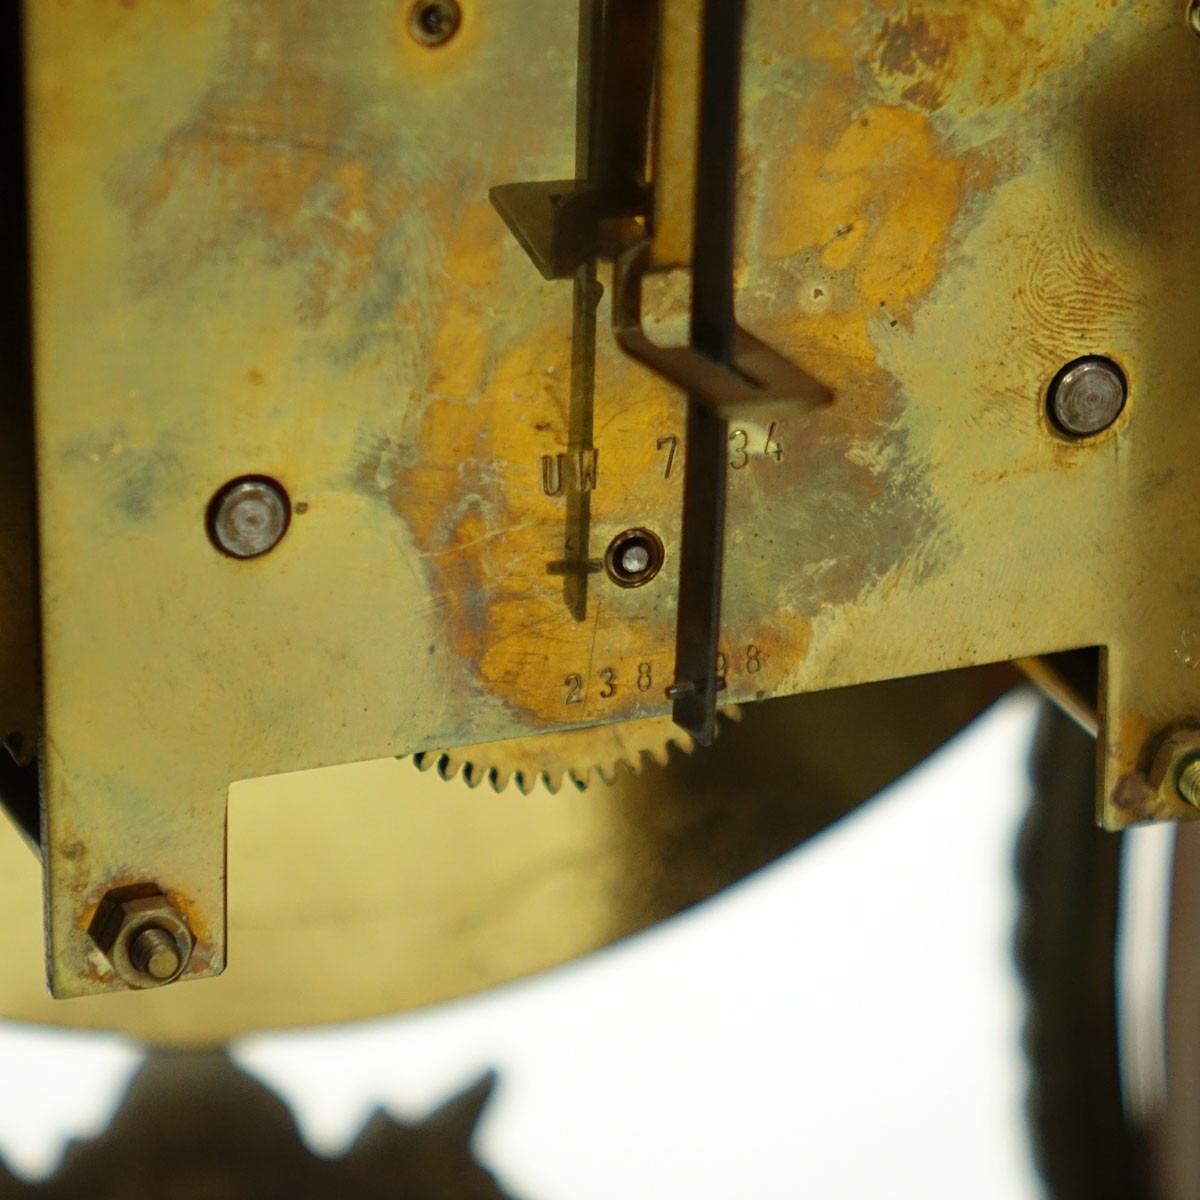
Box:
413;709;740;794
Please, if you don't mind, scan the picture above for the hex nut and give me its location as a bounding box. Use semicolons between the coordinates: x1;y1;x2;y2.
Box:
1148;728;1200;810
89;888;195;989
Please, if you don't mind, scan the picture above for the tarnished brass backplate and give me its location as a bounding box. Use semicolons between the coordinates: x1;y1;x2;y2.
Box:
0;673;1011;1040
21;1;1200;995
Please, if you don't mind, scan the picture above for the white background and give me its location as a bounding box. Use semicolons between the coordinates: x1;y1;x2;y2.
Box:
0;693;1046;1198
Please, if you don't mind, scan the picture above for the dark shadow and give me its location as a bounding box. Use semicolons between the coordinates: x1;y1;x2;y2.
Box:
0;1051;513;1199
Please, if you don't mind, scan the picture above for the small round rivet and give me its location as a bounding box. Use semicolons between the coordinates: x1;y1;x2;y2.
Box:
605;528;665;589
1188;0;1200;37
409;0;461;46
1048;357;1127;438
209;477;290;559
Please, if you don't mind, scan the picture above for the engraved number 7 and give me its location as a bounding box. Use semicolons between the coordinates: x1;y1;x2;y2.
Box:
657;435;679;479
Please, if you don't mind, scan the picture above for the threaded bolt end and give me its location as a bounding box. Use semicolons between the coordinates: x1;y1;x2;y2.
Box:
1177;759;1200;808
129;926;184;982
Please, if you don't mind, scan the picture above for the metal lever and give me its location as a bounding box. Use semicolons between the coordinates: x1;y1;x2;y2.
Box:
619;0;830;743
612;242;831;420
490;0;831;743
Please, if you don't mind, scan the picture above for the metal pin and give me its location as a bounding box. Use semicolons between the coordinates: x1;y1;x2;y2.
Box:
209;477;291;559
620;543;652;576
604;528;664;588
1178;759;1200;808
668;674;727;700
130;926;184;983
1048;357;1127;438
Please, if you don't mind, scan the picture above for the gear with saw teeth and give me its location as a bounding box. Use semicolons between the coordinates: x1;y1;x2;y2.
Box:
413;709;741;795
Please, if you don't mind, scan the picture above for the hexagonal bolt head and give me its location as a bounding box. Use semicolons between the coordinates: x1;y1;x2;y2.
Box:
89;887;195;990
1148;729;1200;812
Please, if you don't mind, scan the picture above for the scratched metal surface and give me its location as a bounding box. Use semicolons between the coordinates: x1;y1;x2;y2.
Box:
21;0;1200;995
0;670;1011;1039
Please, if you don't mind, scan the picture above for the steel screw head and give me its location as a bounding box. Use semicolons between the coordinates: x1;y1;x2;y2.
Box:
1048;357;1127;437
409;0;461;45
209;477;290;559
89;887;195;990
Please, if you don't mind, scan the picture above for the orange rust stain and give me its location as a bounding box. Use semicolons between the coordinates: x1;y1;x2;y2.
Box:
425;293;489;400
740;7;1022;616
752;611;814;679
870;0;1048;111
982;220;1140;388
75;877;213;986
1114;708;1157;776
761;105;975;335
119;70;384;324
115;2;469;344
748;2;858;78
901;79;944;111
361;310;590;722
363;285;690;725
1108;771;1160;825
419;189;510;397
77;876;217;984
113;0;545;376
878;12;952;78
